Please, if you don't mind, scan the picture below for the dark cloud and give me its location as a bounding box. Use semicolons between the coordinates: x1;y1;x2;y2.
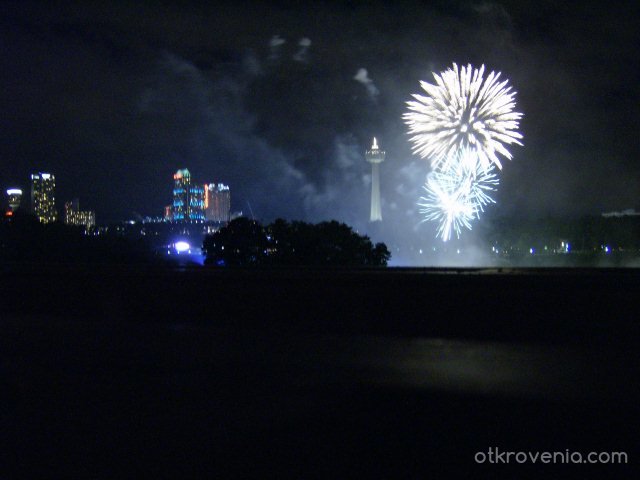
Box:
0;0;638;251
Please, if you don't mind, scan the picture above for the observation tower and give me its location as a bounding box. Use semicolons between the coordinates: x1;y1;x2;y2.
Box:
365;137;385;222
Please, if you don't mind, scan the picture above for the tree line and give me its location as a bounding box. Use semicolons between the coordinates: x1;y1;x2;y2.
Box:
203;217;390;267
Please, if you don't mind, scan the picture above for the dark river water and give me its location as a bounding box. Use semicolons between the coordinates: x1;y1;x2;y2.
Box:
1;267;637;476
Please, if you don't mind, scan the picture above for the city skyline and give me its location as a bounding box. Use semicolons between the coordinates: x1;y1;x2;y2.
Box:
3;167;232;225
1;1;638;239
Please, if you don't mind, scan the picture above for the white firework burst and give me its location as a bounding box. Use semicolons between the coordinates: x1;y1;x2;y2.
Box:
418;172;474;242
418;149;499;241
404;63;523;172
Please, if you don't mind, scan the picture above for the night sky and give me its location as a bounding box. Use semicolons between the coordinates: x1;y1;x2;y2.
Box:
1;1;639;245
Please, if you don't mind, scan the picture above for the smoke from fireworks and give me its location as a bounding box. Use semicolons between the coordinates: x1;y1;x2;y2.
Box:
404;63;522;172
405;63;522;241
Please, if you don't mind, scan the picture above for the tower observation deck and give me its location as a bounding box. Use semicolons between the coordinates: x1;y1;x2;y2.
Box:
365;137;385;222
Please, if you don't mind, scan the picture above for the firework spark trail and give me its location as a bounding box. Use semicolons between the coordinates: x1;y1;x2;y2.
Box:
460;151;499;216
418;149;499;241
404;63;523;172
418;172;474;242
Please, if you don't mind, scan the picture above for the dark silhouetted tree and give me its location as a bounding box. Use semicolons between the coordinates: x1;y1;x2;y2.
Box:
203;217;268;266
203;217;390;266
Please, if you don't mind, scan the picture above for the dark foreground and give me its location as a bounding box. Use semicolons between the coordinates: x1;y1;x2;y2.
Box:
1;266;638;477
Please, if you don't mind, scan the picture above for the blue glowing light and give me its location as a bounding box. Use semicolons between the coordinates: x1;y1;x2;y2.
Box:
175;241;190;253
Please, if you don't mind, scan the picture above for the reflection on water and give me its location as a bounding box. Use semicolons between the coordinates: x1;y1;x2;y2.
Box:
1;317;635;404
286;335;587;400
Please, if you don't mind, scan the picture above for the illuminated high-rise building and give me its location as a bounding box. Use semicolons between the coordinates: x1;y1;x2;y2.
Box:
6;189;23;212
204;183;231;222
64;199;95;229
172;169;204;222
30;173;57;223
172;169;189;220
365;137;385;222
